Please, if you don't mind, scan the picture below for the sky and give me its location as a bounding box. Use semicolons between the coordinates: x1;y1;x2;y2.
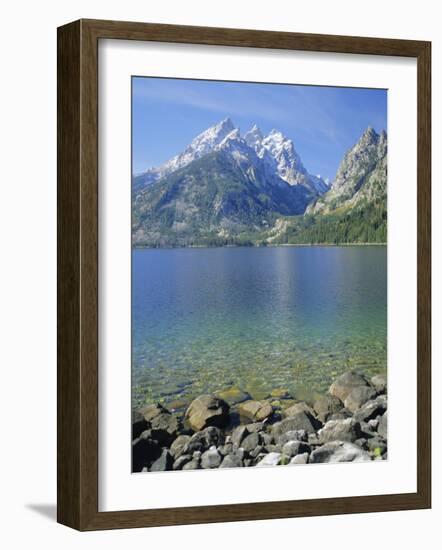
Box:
132;77;387;182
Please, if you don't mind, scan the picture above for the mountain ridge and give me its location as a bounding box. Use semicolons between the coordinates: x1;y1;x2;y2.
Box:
132;120;387;247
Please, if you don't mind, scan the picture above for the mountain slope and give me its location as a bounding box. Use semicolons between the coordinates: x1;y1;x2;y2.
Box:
244;125;328;194
268;128;388;245
132;118;236;195
133;119;327;197
307;127;387;215
132;146;313;247
132;122;387;247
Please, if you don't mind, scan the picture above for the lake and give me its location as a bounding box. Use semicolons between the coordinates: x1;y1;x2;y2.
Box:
132;246;387;410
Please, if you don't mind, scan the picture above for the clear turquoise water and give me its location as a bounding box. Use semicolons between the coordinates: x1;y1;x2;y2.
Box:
132;246;387;410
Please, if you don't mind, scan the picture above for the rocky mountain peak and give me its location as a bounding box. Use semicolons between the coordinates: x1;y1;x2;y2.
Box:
219;127;241;146
133;118;328;197
188;117;236;153
307;126;387;215
244;124;264;148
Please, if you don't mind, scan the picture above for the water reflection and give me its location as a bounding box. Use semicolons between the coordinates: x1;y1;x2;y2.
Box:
132;247;387;408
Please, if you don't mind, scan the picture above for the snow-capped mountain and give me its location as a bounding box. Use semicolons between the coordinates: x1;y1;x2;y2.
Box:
133;118;236;194
132;119;321;247
133;119;327;196
245;126;328;194
132;121;387;247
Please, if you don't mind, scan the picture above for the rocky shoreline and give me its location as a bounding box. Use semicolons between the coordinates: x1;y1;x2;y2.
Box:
132;370;387;472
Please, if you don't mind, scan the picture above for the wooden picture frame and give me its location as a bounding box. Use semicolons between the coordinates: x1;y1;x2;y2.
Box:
57;18;431;531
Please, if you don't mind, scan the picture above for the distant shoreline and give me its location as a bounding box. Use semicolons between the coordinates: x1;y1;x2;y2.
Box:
133;243;387;250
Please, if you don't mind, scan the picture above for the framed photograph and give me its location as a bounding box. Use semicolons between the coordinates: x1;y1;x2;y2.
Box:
57;19;431;530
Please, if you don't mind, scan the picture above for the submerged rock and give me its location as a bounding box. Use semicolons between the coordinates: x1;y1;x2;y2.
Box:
215;386;251;406
270;388;291;399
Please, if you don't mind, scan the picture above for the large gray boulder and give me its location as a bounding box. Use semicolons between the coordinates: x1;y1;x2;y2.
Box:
139;403;167;422
329;371;371;402
241;432;261;453
201;446;222;469
173;454;192;470
245;422;265;433
184;426;224;454
137;403;179;445
318;418;362;443
231;425;249;447
353;395;387;423
277;429;308;446
170;434;191;458
284;402;316;418
377;413;388;439
310;441;372;463
220;453;244;468
371;373;387;394
313;394;344;423
281;440;311;458
344;386;377;413
290;452;309;464
150;412;179;444
182;458;201;470
272;412;322;438
256;452;281;467
185;395;229;431
150;449;173;471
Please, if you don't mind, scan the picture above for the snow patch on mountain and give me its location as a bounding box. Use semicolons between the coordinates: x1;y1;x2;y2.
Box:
134;118;327;196
137;118;235;188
